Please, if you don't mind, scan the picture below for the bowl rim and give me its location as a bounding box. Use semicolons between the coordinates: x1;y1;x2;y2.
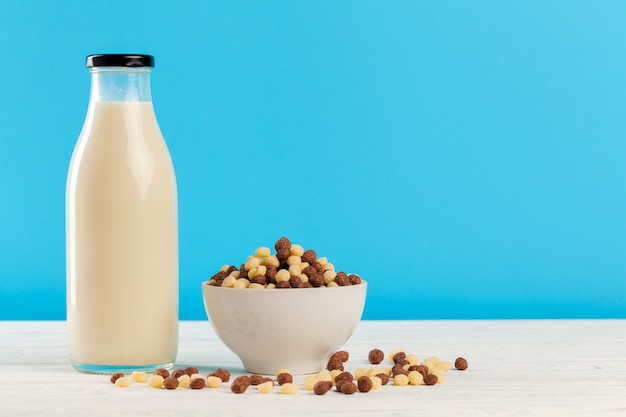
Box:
201;279;367;292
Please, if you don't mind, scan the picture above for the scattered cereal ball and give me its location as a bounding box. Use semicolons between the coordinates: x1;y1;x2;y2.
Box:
110;372;124;384
338;380;357;394
430;367;446;383
405;354;419;366
370;376;382;390
275;368;290;377
326;357;344;372
376;373;390;385
230;376;251;394
354;368;368;380
415;364;429;377
280;382;298;395
277;372;293;385
258;380;274;394
408;370;424;386
455;357;469;371
131;371;148;382
303;375;319;391
249;374;265;386
183;367;199;376
392;351;406;364
154;368;170;379
148;374;164;388
438;361;452;371
423;374;438;385
177;374;191;388
317;371;332;382
331;351;349;362
171;369;185;379
190;378;205;389
335;371;354;385
313;380;333;395
206;376;222;388
163;376;179;390
393;374;410;386
392;364;409;377
387;349;402;363
211;368;231;382
368;349;384;364
357;376;373;393
114;376;131;388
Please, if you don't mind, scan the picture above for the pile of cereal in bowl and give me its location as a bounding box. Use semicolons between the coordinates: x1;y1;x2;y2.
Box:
205;237;363;289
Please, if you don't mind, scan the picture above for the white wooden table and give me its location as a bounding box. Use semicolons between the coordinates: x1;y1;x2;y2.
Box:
1;320;624;416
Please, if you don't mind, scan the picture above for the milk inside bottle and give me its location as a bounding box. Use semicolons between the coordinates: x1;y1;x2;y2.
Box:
66;54;178;373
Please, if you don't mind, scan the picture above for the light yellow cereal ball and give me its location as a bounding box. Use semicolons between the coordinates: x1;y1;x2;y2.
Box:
408;371;424;386
130;371;147;383
245;256;261;270
258;380;274;394
354;368;368;380
177;374;191;388
206;376;222;388
266;283;276;289
115;376;132;388
438;361;451;371
329;369;342;383
317;256;328;266
249;283;265;289
323;270;337;284
288;264;301;276
276;368;291;377
148;375;164;388
262;255;280;268
275;269;291;283
220;264;231;272
280;383;298;394
406;354;419;366
221;275;236;288
303;375;319;391
287;255;301;266
326;281;339;288
316;371;332;382
393;374;410;386
370;376;382;390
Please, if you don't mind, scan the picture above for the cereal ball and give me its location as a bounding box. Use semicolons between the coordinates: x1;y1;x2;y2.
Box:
154;368;170;379
393;351;407;364
312;261;324;272
288;275;302;288
171;369;185;379
313;380;333;395
130;371;148;383
265;265;278;283
326;357;344;372
308;273;324;287
392;364;409;377
189;378;205;389
303;375;319;391
206;376;222;388
177;374;191;388
415;364;429;377
276;247;291;262
455;357;469;371
184;367;199;376
148;374;165;388
370;376;382;390
114;376;131;388
334;372;354;385
277;372;293;385
348;274;362;285
280;382;298;395
163;376;179;390
423;374;438;385
110;372;124;384
393;374;409;386
276;281;291;288
357;376;373;393
334;272;350;286
408;370;424;386
338;380;357;394
275;236;291;251
230;376;251;394
301;249;317;264
258;380;274;394
300;281;313;288
250;274;267;285
376;373;390;385
249;374;265;385
368;349;384;364
210;368;231;382
330;351;349;362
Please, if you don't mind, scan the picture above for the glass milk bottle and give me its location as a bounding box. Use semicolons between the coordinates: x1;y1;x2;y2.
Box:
66;54;178;373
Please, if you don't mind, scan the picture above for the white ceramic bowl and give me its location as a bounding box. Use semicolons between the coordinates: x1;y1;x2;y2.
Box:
201;281;367;375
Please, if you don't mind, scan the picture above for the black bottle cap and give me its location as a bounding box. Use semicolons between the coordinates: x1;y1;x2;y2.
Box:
86;54;155;68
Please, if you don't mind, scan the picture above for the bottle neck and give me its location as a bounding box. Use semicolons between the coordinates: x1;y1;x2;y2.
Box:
89;67;152;102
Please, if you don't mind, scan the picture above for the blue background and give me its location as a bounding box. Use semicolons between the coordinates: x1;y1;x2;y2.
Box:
1;0;625;320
